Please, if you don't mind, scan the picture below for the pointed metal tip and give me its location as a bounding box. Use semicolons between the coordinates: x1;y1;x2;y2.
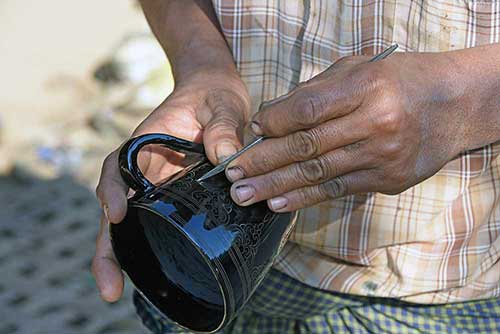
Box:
196;167;222;182
196;137;265;182
369;44;399;63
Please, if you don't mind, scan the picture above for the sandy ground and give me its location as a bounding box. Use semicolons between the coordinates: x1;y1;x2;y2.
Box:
0;0;148;162
0;2;170;333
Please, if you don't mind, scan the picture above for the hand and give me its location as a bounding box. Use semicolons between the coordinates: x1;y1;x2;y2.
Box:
92;71;249;302
226;52;475;212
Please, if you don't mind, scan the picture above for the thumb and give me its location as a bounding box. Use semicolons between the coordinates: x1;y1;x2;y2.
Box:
95;150;128;224
198;90;248;164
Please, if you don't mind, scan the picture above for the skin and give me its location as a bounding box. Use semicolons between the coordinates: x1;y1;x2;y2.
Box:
93;1;500;303
92;0;249;302
226;45;500;212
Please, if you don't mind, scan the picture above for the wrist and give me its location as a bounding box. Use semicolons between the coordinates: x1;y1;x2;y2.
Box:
177;67;248;99
170;38;239;85
140;0;238;90
447;45;500;151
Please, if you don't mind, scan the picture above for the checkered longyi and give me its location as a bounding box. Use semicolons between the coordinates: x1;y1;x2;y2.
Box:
134;269;500;334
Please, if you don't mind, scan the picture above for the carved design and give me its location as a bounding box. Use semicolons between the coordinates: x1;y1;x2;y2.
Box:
250;263;270;286
169;170;196;192
190;189;234;228
119;135;296;328
154;163;282;289
231;223;264;261
229;212;280;291
161;168;243;229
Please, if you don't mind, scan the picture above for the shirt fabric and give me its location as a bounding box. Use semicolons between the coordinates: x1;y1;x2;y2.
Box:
134;269;500;334
211;0;500;303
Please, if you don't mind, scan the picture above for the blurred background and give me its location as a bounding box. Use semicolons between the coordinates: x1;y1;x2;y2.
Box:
0;1;172;333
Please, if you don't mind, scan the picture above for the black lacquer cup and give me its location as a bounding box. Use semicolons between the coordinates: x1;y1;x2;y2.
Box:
110;133;297;333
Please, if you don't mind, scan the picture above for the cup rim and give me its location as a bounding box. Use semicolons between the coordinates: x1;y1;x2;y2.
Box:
110;202;229;334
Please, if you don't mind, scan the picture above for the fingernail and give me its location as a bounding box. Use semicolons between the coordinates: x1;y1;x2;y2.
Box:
103;204;112;223
235;185;254;203
269;197;288;211
226;167;244;182
251;121;263;135
216;142;238;163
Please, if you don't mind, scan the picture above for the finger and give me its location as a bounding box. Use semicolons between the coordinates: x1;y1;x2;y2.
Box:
197;90;248;164
132;109;203;182
91;214;124;302
326;55;370;72
266;169;378;212
251;62;368;137
253;55;368;118
226;113;367;181
137;145;188;185
229;142;372;206
95;151;128;224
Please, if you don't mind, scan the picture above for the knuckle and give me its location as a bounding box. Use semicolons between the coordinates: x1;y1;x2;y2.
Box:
238;152;271;177
95;154;114;199
208;113;241;132
296;187;314;207
374;108;404;134
381;141;404;160
265;172;289;194
288;130;320;160
291;91;326;127
364;65;389;90
356;66;394;100
297;157;330;184
258;155;274;172
319;177;348;199
103;152;115;165
95;184;104;201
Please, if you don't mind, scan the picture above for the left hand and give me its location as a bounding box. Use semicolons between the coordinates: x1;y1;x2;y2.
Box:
225;52;477;212
92;70;249;302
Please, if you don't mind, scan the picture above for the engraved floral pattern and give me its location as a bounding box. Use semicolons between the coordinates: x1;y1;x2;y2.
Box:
151;162;289;291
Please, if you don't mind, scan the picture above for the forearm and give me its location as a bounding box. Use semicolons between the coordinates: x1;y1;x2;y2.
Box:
138;0;237;83
450;44;500;151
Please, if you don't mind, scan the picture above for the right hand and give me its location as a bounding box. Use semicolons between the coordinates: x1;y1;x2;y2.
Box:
91;71;250;302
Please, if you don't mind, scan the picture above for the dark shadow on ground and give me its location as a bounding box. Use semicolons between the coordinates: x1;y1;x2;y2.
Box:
0;167;144;334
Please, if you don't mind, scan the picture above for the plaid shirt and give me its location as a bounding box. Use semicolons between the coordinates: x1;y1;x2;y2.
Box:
211;0;500;303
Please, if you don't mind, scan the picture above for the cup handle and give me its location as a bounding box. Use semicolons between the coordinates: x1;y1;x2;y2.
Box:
118;133;205;193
